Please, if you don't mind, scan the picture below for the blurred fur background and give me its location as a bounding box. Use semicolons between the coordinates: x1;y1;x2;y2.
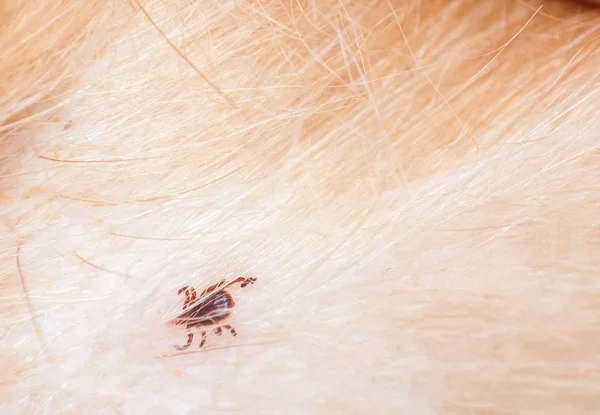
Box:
0;1;599;413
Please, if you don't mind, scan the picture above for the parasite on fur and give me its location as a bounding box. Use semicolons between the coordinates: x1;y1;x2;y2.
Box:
169;277;257;350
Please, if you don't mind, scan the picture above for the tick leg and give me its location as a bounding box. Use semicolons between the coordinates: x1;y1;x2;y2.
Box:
175;332;194;351
199;331;207;348
240;277;257;288
178;286;192;308
187;288;197;306
214;327;222;336
223;324;237;337
223;276;257;290
179;287;197;310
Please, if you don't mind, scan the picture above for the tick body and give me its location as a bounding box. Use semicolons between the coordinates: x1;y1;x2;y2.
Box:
170;277;256;351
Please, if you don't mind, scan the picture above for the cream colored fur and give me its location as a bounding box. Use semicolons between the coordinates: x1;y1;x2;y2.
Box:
0;1;599;413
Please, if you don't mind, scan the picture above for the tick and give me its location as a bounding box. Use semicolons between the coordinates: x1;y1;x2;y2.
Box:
169;277;256;350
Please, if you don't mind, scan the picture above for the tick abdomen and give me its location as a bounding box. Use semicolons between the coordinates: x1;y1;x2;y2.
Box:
178;291;234;327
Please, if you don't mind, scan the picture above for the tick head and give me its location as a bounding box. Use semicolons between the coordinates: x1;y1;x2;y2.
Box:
167;319;180;328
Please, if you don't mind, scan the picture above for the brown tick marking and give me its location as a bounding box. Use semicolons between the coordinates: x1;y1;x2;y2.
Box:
169;277;256;351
